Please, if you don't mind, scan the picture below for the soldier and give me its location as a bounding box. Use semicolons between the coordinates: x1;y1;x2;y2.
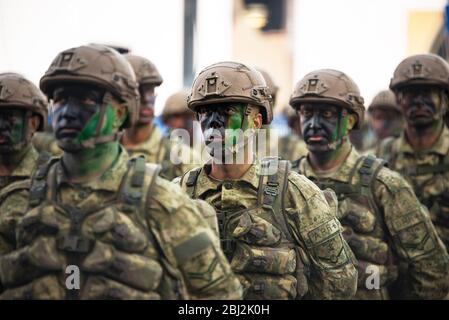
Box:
0;73;48;256
0;45;242;300
290;69;449;299
120;55;201;180
377;54;449;253
175;61;358;300
161;89;196;148
363;89;404;152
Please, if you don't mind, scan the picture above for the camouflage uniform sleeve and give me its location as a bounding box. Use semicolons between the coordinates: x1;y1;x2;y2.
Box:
284;171;358;300
147;177;242;300
375;168;449;299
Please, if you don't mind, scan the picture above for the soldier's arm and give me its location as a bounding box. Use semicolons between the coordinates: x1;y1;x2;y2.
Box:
376;169;449;299
147;178;242;300
285;172;358;300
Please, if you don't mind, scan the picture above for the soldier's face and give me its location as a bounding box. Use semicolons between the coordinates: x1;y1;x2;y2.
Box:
52;85;105;151
197;103;247;157
398;85;443;128
137;84;156;125
369;108;403;140
0;108;26;154
299;103;347;153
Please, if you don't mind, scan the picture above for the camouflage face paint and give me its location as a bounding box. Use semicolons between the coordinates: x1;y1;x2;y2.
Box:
224;104;246;147
76;104;115;145
0;109;26;153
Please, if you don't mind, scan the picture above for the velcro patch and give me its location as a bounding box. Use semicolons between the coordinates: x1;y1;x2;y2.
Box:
307;218;341;246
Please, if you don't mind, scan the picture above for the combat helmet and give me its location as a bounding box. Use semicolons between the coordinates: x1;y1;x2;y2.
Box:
390;53;449;92
125;54;163;86
368;89;401;113
40;44;139;129
162;89;192;121
289;69;365;129
188;61;273;124
0;72;48;131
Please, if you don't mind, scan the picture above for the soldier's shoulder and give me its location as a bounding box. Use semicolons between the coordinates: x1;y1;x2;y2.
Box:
377;136;399;157
375;164;413;194
286;169;323;201
174;165;204;189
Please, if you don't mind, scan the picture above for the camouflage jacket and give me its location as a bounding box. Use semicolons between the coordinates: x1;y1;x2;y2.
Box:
0;146;40;256
32;132;63;157
175;159;358;300
278;134;308;161
0;147;242;300
293;147;449;299
377;127;449;251
123;126;202;181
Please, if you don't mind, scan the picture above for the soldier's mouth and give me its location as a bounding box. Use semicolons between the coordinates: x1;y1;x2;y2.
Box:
0;133;11;144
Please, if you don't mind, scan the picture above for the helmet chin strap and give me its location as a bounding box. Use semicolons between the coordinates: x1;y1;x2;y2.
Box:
78;92;122;149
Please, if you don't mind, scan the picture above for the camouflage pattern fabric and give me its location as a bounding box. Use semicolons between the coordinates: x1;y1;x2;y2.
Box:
377;126;449;251
278;134;308;161
0;147;242;300
175;160;358;300
32;132;63;157
294;147;449;299
124;126;202;181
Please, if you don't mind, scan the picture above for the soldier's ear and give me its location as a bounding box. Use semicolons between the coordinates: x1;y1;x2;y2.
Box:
347;113;357;131
111;100;128;129
27;114;41;135
253;112;263;129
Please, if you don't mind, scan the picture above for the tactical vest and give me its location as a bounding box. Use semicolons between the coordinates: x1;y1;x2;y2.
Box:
292;155;398;299
0;156;188;300
182;158;309;300
382;138;449;231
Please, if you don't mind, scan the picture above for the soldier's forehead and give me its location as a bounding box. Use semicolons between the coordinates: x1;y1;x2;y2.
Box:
300;102;340;109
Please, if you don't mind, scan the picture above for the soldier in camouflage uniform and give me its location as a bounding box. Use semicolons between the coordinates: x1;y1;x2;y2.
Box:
289;69;449;299
120;55;202;180
175;61;358;300
362;89;404;153
0;45;242;300
0;73;48;258
377;54;449;253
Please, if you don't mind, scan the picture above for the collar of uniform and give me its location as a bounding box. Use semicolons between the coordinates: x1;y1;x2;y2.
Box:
10;145;39;177
56;146;130;192
195;160;260;197
397;126;449;156
302;146;360;183
125;125;164;156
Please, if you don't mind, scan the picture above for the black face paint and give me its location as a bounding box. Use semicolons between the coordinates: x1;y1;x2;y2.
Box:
399;86;443;128
52;85;104;152
197;103;247;159
0;108;26;154
299;103;346;153
137;84;156;125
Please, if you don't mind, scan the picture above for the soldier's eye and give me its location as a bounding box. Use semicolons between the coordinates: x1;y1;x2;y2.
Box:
322;110;333;118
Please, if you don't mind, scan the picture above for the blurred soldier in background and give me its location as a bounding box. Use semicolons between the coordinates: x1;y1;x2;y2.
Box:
161;89;196;147
378;54;449;251
290;69;449;299
175;61;358;300
120;55;201;180
0;73;48;260
361;89;404;153
0;45;242;300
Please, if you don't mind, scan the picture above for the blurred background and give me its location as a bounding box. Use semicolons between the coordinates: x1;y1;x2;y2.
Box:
0;0;448;118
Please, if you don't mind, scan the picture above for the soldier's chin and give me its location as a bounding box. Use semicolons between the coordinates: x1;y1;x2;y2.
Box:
57;138;82;153
306;141;331;153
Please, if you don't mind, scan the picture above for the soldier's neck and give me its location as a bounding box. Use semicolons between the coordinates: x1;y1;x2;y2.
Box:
61;141;120;183
121;123;154;147
308;141;351;172
0;145;29;176
405;120;443;151
210;151;254;180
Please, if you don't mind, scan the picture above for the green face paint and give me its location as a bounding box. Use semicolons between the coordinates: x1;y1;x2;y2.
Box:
225;104;246;147
0;109;26;151
75;103;115;144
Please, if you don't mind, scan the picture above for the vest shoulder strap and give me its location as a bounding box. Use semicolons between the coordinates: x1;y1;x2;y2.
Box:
184;167;202;198
28;157;60;207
